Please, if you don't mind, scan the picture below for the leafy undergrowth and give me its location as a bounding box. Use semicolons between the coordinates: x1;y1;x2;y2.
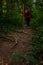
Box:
0;6;43;65
9;8;43;65
0;9;25;33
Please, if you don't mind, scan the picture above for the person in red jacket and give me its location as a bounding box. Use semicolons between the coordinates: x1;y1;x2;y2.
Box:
24;6;32;26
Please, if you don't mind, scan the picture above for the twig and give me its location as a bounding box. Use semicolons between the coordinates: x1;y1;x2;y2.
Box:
0;36;15;42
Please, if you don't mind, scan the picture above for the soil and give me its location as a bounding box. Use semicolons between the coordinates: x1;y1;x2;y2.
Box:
0;26;34;65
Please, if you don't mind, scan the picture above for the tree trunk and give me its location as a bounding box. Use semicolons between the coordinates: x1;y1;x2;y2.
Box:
0;0;2;18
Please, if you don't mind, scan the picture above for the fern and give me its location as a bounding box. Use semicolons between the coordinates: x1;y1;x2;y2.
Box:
12;54;25;61
12;53;40;65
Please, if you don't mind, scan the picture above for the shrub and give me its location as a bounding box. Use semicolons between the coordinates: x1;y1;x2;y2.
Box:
0;9;25;33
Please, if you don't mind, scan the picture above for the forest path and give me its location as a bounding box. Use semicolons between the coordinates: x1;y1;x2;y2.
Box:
0;26;34;65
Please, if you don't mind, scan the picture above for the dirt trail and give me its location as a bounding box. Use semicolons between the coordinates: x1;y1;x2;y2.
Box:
0;26;34;65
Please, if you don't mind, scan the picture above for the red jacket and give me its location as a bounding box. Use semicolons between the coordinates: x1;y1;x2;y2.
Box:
24;8;32;19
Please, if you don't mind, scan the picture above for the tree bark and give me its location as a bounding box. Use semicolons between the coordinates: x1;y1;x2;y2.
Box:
0;0;2;18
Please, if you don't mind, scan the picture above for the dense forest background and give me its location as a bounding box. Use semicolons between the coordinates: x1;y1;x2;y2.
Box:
0;0;43;65
0;0;43;32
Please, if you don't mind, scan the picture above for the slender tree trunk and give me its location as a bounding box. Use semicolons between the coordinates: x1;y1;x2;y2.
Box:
0;0;2;18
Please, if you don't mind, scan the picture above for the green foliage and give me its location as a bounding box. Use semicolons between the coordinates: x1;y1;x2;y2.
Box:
25;56;40;64
30;7;43;64
30;8;43;29
29;34;43;64
32;36;43;51
8;9;25;28
0;9;25;33
0;0;25;33
12;54;25;61
12;53;40;65
36;26;43;35
25;52;40;64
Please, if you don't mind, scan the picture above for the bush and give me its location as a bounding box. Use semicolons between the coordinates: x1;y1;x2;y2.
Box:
0;9;25;33
29;7;43;64
30;8;43;29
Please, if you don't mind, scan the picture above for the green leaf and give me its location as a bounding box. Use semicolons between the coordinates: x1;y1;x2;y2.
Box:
12;54;24;60
26;52;36;57
25;56;40;65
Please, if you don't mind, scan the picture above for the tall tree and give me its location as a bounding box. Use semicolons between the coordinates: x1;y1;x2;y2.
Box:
0;0;2;18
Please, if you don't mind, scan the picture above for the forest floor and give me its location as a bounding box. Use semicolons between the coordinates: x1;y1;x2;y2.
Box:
0;26;34;65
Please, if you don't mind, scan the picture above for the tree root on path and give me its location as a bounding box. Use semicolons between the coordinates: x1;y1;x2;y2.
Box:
0;36;15;42
0;35;19;50
15;30;29;34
